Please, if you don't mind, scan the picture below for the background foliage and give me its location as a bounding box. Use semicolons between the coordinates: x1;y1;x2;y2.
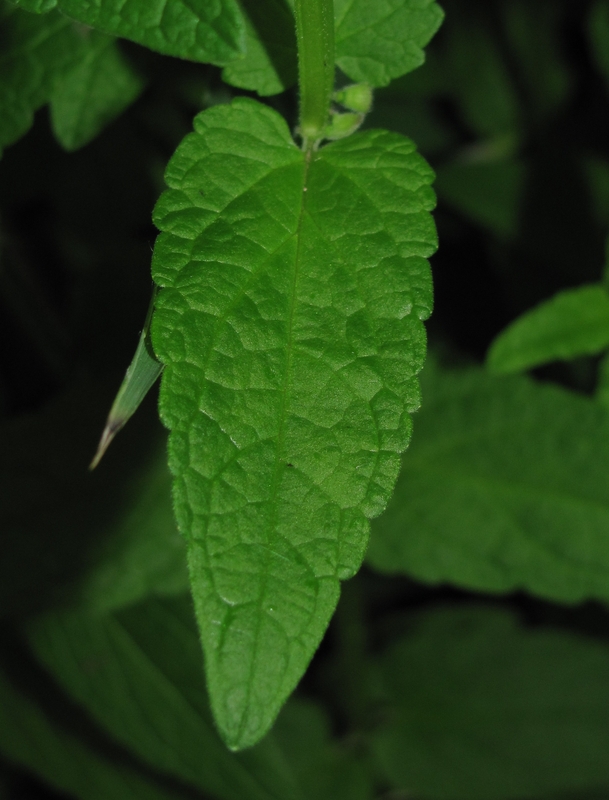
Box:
3;0;609;796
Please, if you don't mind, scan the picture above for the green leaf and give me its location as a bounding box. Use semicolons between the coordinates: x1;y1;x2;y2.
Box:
41;0;246;65
367;365;609;603
334;0;444;87
221;0;297;96
371;606;609;800
10;0;57;10
27;596;304;800
487;284;609;374
0;4;85;155
0;664;184;800
50;32;144;151
220;0;443;97
151;97;436;748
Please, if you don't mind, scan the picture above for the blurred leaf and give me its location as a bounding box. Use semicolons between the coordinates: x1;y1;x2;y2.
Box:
589;1;609;93
11;0;246;64
487;284;609;374
502;0;572;124
597;351;609;409
27;595;304;800
368;366;609;603
50;33;144;151
272;698;373;800
0;662;185;800
221;0;297;96
371;606;609;800
0;3;88;155
444;13;519;140
334;0;444;87
151;97;436;748
0;378;187;617
435;159;526;239
582;156;609;227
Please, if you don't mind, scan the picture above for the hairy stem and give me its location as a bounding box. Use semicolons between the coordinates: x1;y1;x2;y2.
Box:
294;0;335;149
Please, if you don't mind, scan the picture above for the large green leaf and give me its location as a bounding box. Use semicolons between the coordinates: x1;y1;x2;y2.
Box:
11;0;246;64
220;0;443;96
50;32;144;151
0;664;184;800
151;97;436;748
487;284;609;373
334;0;444;87
371;606;609;800
27;596;302;800
367;365;609;603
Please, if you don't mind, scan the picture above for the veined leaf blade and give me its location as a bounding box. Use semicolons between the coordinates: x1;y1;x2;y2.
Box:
151;97;436;748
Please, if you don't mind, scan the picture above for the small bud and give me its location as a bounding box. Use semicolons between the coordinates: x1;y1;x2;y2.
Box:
324;112;365;141
333;83;373;114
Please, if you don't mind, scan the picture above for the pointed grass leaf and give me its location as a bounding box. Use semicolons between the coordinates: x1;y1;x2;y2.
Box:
334;0;444;87
371;606;609;800
50;33;144;151
487;284;609;374
91;288;162;469
0;665;184;800
368;366;609;604
26;596;305;800
151;97;436;748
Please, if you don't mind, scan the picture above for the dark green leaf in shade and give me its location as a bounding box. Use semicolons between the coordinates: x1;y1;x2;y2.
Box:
334;0;444;87
12;0;246;64
597;352;609;410
435;159;526;240
0;665;184;800
443;13;519;141
27;595;308;800
589;1;609;92
501;0;572;125
367;366;609;604
221;0;297;96
272;698;374;800
50;32;144;151
487;284;609;374
0;4;87;155
150;97;436;748
0;379;187;617
371;606;609;800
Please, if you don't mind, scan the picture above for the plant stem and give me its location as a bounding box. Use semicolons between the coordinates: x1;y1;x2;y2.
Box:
294;0;335;149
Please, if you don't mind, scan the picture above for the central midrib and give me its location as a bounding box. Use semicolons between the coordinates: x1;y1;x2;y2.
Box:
235;148;313;744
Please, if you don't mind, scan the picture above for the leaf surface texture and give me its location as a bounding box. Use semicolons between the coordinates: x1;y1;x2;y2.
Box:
151;97;436;747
